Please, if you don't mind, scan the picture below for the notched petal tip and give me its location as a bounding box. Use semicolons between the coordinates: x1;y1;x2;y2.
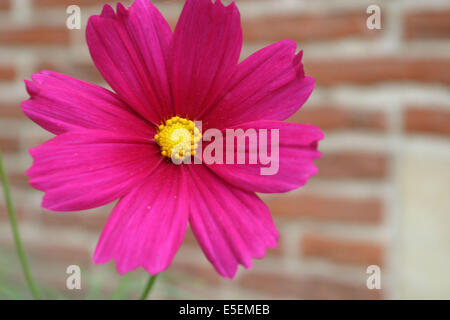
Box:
89;3;119;24
220;0;240;18
116;2;129;17
29;70;64;84
24;79;39;96
294;50;303;63
100;4;115;18
27;70;59;87
186;0;240;14
210;0;238;10
317;129;325;142
37;69;53;77
219;264;239;279
293;51;306;78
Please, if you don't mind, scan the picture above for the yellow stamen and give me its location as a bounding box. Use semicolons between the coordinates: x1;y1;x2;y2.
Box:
154;116;202;161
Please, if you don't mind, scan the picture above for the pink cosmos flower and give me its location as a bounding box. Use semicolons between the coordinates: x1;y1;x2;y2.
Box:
22;0;323;278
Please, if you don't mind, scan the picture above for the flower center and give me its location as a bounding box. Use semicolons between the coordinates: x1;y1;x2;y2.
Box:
154;116;201;161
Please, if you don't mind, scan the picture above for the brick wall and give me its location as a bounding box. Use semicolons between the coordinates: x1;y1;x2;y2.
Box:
1;0;450;299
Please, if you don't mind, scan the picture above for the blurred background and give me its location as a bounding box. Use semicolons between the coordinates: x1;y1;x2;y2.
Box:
0;0;449;299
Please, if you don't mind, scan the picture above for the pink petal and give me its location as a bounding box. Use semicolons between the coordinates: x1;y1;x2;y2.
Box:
94;163;189;275
203;41;314;129
28;130;161;211
206;120;324;193
187;165;279;278
169;0;242;118
22;71;152;137
86;0;173;124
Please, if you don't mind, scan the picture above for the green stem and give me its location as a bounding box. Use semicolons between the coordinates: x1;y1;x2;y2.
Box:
0;148;40;299
139;274;159;300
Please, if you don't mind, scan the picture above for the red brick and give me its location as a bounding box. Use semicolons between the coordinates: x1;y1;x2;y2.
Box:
267;238;284;256
0;27;70;46
290;106;387;132
405;11;450;40
243;11;379;43
266;194;383;223
0;66;15;81
306;58;450;86
26;242;92;265
0;1;10;11
22;136;52;151
183;227;282;256
8;172;30;187
0;137;20;153
404;107;450;137
0;102;24;119
170;261;224;286
0;205;6;220
316;151;388;180
182;227;199;246
0;204;25;221
40;209;108;231
0;240;91;272
301;233;384;267
239;272;382;299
